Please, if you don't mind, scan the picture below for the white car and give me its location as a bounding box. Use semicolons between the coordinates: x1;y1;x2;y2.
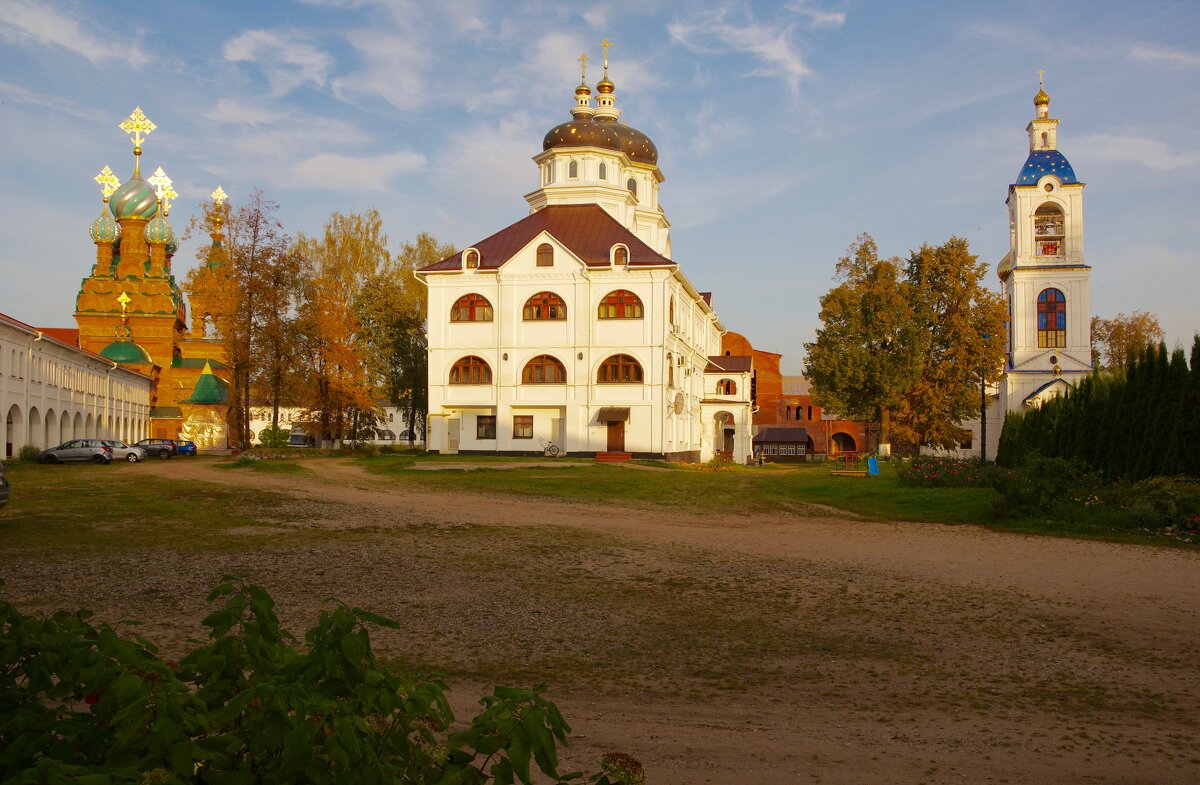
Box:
101;439;148;463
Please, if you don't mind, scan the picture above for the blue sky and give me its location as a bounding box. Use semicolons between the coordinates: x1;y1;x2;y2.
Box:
1;0;1196;372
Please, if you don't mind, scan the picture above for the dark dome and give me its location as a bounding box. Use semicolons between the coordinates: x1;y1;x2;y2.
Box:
543;117;658;165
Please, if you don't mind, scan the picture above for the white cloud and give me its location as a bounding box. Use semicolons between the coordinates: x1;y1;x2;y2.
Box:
432;113;540;219
0;0;148;66
224;29;334;95
0;79;106;121
330;31;430;110
1128;44;1200;70
787;0;846;29
291;150;426;191
1073;133;1200;171
668;6;811;95
688;101;750;155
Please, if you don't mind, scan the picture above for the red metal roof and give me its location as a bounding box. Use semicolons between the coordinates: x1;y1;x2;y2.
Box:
418;204;675;273
706;355;752;373
38;327;79;346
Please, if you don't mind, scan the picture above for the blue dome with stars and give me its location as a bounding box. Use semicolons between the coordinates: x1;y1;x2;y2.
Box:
1015;150;1078;186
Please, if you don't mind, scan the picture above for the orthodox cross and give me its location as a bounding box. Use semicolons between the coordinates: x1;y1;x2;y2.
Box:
117;291;131;315
578;52;588;82
118;107;156;154
148;166;176;213
210;186;227;207
1037;68;1045;89
93;165;119;202
600;38;612;73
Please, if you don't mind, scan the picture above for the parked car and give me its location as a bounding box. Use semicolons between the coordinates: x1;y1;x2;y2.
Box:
101;439;148;463
37;439;113;464
173;440;197;456
135;438;177;459
0;459;9;508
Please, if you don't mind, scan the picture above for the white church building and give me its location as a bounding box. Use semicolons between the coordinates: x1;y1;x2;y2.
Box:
958;79;1093;460
417;54;753;461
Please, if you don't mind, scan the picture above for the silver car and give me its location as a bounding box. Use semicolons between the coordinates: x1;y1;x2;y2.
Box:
101;439;148;463
37;439;113;464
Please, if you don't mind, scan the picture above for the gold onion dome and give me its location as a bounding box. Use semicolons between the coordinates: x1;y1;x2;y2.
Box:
89;211;120;244
543;118;658;165
1034;88;1050;106
110;171;159;220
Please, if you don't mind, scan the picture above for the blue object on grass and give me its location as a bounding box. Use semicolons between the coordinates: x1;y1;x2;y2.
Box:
867;456;879;476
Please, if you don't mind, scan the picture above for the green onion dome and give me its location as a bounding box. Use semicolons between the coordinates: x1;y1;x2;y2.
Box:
100;339;151;364
165;224;178;256
110;171;159;221
145;211;171;245
89;210;121;244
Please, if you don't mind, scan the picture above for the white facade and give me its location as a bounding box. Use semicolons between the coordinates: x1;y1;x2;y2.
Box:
418;71;751;461
247;405;423;446
2;312;152;456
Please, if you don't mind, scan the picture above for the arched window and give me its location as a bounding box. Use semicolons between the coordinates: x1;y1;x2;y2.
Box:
786;406;792;421
613;246;628;266
522;355;567;384
598;289;643;319
627;177;638;198
597;354;644;383
450;293;493;322
523;291;567;320
536;243;554;267
1037;288;1067;348
464;249;480;268
543;163;555;185
1033;203;1064;257
717;378;737;395
449;356;492;384
568;160;578;178
669;297;675;326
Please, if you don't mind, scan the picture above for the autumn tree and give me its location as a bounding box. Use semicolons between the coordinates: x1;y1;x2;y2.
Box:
294;210;392;445
1090;311;1165;373
891;237;1007;450
803;234;927;448
358;232;454;446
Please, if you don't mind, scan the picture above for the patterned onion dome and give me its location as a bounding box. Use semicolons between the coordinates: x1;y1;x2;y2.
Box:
997;251;1013;280
89;211;121;244
145;211;171;244
109;172;159;220
165;223;179;256
543;116;659;165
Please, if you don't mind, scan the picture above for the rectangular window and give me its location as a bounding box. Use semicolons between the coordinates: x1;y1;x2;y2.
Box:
513;415;533;439
768;445;778;456
477;415;496;440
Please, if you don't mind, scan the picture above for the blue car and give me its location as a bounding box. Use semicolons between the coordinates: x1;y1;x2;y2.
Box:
173;440;198;456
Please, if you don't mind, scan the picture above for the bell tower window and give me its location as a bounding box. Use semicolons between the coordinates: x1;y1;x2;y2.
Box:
598;162;607;180
1037;288;1067;348
627;177;638;199
568;160;578;178
1033;203;1064;257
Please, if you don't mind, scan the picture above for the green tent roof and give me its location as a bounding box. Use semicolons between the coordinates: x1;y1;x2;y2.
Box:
188;362;229;404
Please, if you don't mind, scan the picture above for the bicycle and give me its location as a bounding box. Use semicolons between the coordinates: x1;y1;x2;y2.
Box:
540;439;561;457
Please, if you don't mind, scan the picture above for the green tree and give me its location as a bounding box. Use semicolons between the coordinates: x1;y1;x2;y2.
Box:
892;237;1008;449
803;234;927;447
1090;311;1164;373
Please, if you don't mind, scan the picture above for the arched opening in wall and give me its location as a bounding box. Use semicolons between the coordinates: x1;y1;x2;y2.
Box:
60;411;69;443
85;412;95;438
786;406;792;421
1037;288;1067;348
45;408;58;447
1041;131;1048;147
1033;203;1064;257
536;243;554;267
5;404;23;458
598;162;607;180
449;356;493;384
627;178;638;199
717;378;736;395
29;407;43;450
714;411;735;454
831;432;856;455
568;160;578;178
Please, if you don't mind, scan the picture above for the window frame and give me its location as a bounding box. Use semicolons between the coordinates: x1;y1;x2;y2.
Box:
522;291;568;321
597;289;643;319
597;354;644;384
450;293;494;322
536;243;554;268
449;356;493;385
513;415;533;439
477;415;496;440
1037;288;1067;348
1033;203;1065;258
522;354;567;384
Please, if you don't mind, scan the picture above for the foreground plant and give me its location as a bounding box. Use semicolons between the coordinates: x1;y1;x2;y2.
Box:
0;577;636;784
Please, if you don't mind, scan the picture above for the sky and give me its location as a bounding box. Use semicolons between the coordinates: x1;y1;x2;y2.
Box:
1;0;1196;373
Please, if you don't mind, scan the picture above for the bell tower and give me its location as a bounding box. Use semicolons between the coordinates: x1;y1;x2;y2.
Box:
998;74;1092;414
